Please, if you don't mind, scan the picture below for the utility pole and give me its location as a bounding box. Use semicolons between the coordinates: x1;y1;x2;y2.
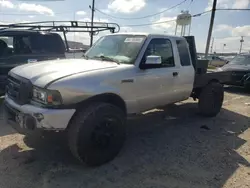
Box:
210;37;214;54
205;0;217;58
90;0;95;47
222;43;226;53
239;36;244;54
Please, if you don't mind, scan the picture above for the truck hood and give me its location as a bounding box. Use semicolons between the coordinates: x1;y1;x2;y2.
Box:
221;63;250;71
10;58;118;88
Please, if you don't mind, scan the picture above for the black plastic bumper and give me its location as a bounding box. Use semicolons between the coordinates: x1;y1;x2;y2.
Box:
3;100;39;135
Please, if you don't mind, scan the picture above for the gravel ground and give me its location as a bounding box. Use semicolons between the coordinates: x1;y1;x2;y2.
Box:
0;87;249;188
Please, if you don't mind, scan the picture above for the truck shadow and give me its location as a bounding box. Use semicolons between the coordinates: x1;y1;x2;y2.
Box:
224;86;250;97
0;102;249;188
0;99;19;137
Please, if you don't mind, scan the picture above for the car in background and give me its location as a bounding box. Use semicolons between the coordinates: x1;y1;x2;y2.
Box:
223;55;235;62
206;55;228;67
217;53;250;90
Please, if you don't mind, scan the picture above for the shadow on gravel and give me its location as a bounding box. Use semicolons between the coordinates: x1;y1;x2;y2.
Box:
224;86;250;97
0;102;249;188
0;98;17;137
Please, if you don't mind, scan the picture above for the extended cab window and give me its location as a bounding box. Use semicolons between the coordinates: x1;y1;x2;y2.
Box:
143;38;175;67
0;36;32;58
176;40;191;66
30;34;65;54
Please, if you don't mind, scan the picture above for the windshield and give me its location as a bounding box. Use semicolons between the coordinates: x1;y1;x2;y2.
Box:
229;55;250;65
85;35;146;64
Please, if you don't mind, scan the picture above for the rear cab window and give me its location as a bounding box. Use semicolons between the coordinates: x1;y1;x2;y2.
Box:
30;34;66;54
0;33;65;59
176;39;191;66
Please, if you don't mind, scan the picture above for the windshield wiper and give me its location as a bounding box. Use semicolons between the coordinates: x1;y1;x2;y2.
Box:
93;55;120;65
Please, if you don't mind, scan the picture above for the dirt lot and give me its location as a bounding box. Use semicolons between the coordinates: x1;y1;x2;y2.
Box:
0;87;249;188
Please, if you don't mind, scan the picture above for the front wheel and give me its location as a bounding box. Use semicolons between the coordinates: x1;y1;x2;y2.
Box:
68;102;126;167
198;82;224;117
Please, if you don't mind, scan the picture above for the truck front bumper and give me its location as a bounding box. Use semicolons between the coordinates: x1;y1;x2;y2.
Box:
3;95;76;132
0;75;7;95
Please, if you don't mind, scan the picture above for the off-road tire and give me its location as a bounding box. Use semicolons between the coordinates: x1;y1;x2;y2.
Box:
68;102;126;167
198;82;224;117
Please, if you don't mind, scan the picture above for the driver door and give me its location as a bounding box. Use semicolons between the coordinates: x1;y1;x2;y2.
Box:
135;38;178;112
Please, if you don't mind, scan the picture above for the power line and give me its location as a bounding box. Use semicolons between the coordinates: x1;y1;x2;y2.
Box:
216;8;250;11
95;0;189;20
121;10;211;27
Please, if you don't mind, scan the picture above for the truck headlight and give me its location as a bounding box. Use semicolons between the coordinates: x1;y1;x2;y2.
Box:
32;87;62;106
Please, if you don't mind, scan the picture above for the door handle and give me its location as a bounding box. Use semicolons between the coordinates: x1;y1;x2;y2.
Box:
173;72;178;77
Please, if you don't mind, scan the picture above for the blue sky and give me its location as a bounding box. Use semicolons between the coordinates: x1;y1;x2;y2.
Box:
0;0;249;53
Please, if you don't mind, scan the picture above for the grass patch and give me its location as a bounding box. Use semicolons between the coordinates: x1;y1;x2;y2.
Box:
208;65;217;69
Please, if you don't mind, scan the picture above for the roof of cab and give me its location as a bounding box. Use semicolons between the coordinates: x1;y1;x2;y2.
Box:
0;29;60;36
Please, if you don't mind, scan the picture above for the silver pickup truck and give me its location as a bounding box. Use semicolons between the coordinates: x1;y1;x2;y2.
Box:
3;33;228;166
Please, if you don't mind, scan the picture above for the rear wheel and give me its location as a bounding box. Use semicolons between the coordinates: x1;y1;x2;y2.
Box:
198;82;224;117
68;102;126;166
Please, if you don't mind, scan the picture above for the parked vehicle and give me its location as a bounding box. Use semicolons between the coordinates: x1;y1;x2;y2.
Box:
0;29;66;95
3;33;231;166
217;53;250;90
0;21;120;95
206;55;228;67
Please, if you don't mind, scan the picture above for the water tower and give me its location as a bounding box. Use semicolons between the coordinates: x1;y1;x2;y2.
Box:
175;10;192;36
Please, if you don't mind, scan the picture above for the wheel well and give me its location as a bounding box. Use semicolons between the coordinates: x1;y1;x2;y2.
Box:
75;93;127;114
192;79;220;99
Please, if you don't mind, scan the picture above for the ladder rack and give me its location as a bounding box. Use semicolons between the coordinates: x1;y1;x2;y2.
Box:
0;21;120;50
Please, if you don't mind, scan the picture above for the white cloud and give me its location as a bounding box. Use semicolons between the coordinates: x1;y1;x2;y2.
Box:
78;18;109;23
214;24;233;32
120;26;133;32
205;0;230;11
0;0;14;9
151;16;176;34
64;32;90;45
99;9;111;14
76;11;86;16
232;0;250;9
108;0;146;13
205;0;250;11
232;25;250;36
18;3;54;16
215;24;250;37
213;37;250;53
211;24;250;52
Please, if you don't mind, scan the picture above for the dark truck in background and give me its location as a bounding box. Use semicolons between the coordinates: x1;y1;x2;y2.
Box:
0;29;66;95
216;53;250;91
0;20;121;95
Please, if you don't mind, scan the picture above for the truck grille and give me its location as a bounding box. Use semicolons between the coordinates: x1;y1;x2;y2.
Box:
6;74;33;105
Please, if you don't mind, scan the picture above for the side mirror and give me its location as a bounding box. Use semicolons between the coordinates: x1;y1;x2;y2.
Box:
145;55;162;65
